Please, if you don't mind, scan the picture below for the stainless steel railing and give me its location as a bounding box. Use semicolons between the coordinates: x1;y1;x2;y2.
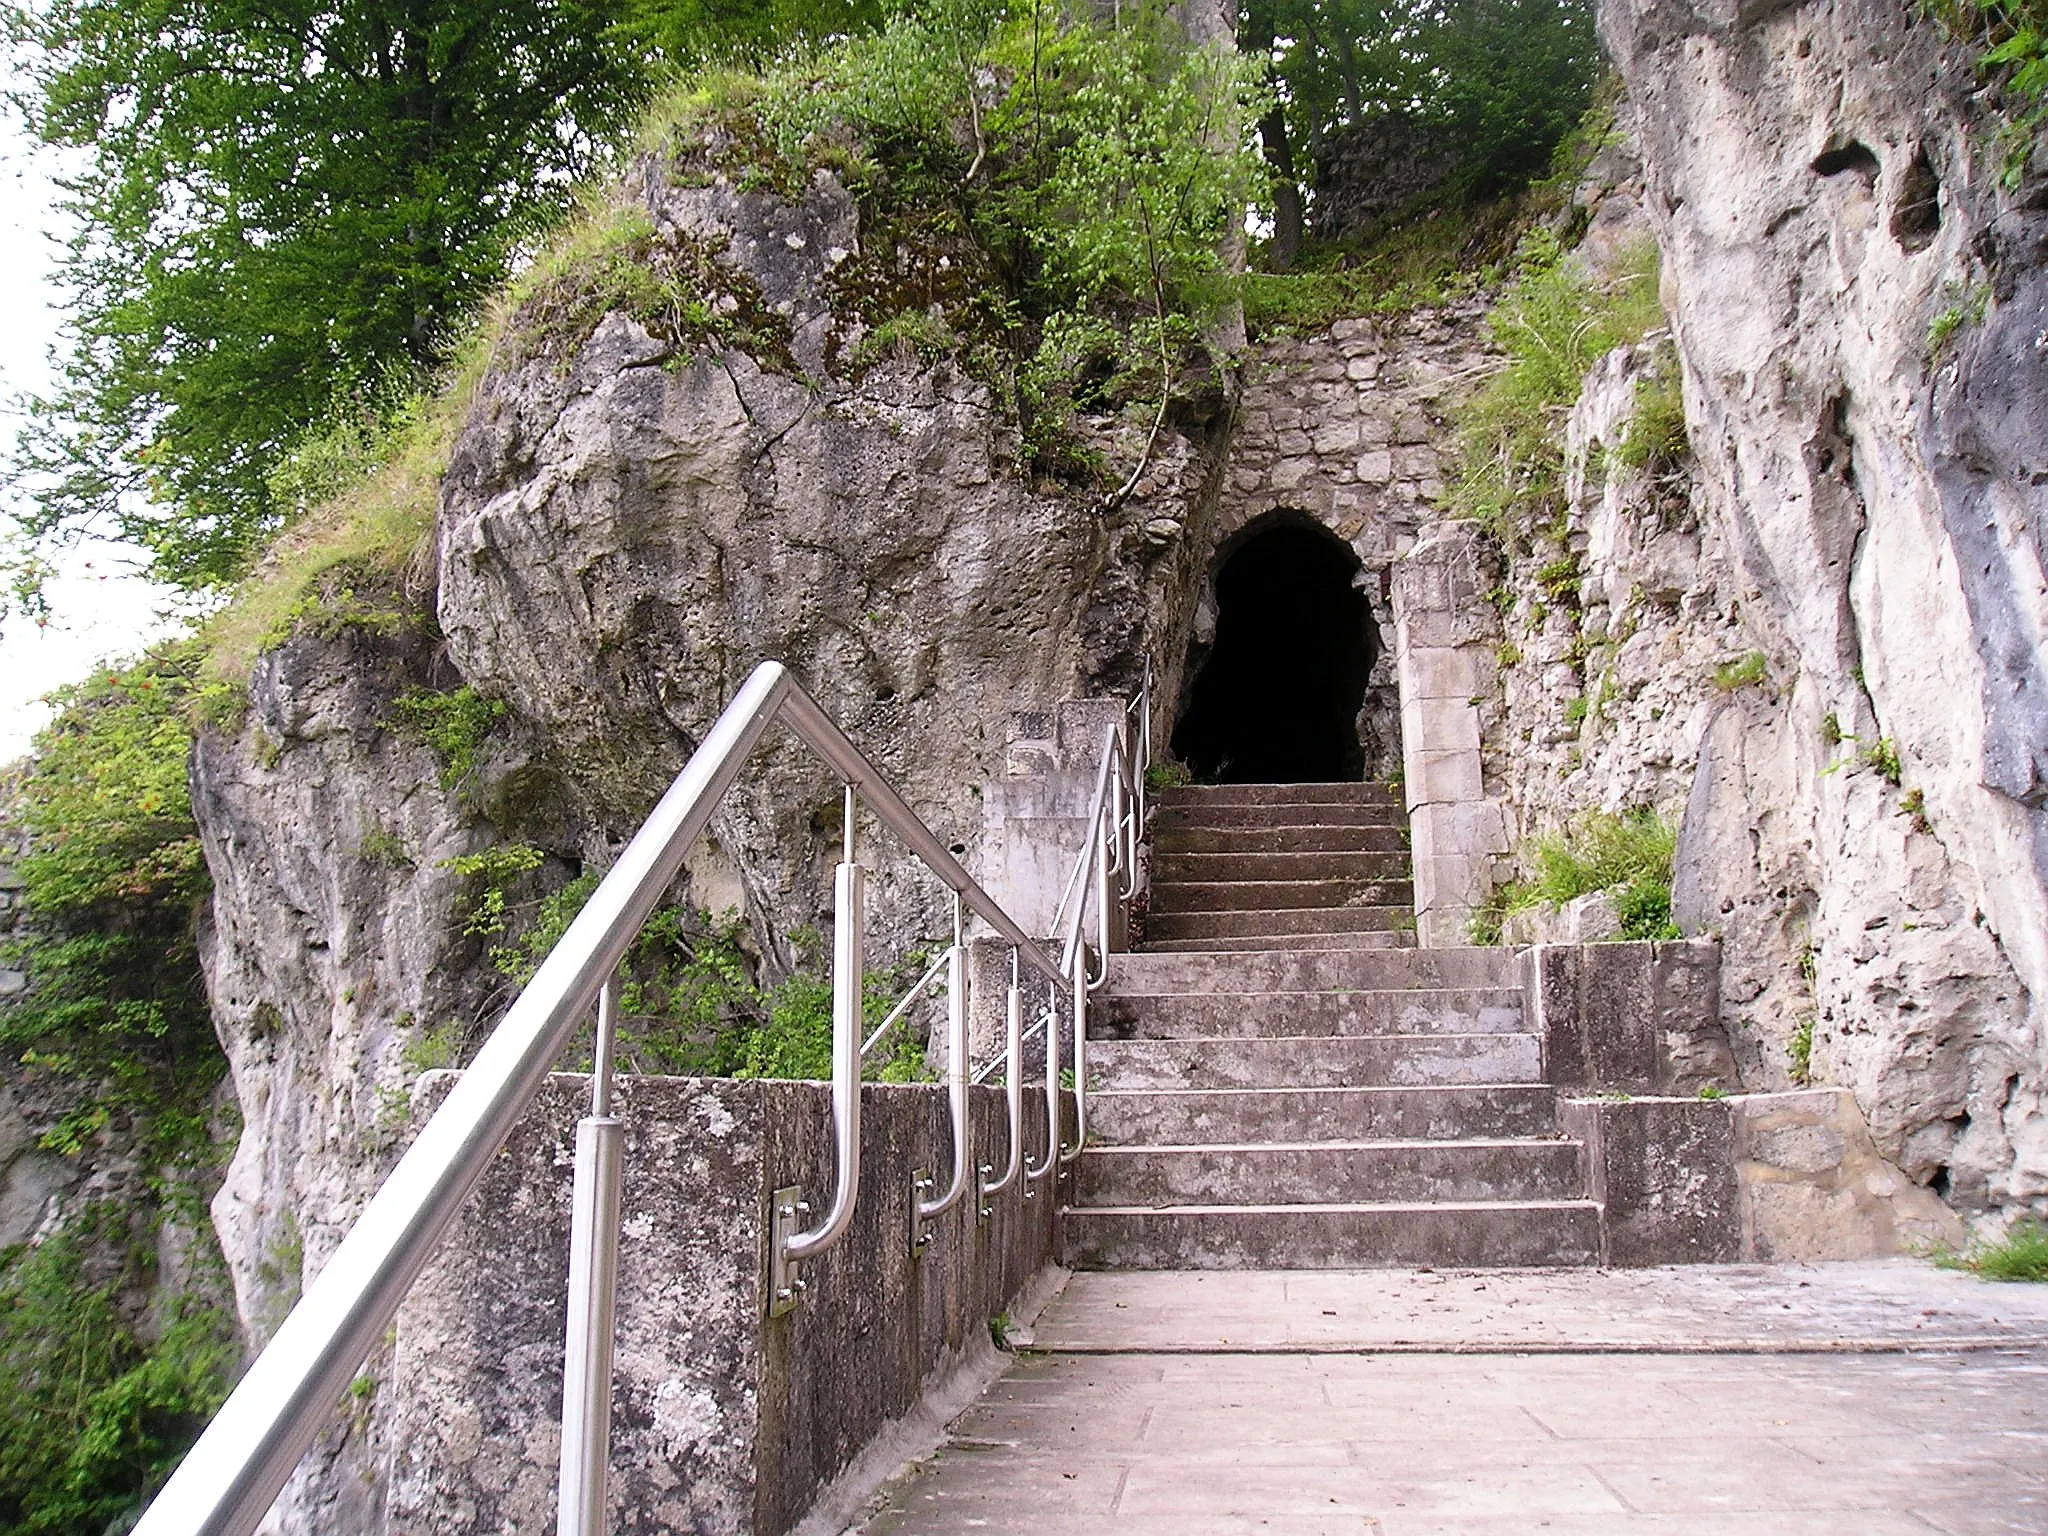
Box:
131;659;1150;1536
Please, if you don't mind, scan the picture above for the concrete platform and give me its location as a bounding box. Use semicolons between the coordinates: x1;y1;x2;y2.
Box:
850;1265;2048;1535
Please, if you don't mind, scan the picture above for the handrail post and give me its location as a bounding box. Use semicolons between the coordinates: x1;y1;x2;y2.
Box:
1023;983;1060;1191
1061;959;1087;1164
978;949;1024;1220
772;787;865;1314
913;895;971;1253
558;977;624;1536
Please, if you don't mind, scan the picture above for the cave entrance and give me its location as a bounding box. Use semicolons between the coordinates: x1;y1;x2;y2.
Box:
1171;515;1375;783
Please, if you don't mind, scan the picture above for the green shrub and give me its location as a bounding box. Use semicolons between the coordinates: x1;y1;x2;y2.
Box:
1920;0;2048;186
1616;351;1689;473
0;1219;234;1536
1446;234;1663;537
1482;808;1681;943
1788;1016;1816;1084
1936;1220;2048;1281
1711;652;1768;691
391;687;508;790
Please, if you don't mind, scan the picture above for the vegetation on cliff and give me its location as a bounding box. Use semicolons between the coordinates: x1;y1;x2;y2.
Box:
1;644;235;1536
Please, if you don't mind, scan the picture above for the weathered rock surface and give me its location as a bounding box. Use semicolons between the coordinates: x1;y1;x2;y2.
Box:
1595;0;2048;1215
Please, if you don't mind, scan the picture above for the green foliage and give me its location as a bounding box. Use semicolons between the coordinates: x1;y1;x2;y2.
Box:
1788;1015;1815;1084
3;0;657;593
1243;0;1602;248
442;842;548;937
1862;737;1904;786
1445;235;1664;536
0;1220;235;1536
1926;281;1993;359
616;0;883;68
1712;652;1768;691
467;870;937;1083
1935;1220;2048;1281
1482;808;1681;943
1820;711;1844;748
1696;1084;1727;1100
1563;695;1589;726
392;687;508;790
715;0;1265;495
1145;760;1193;791
1921;0;2048;186
5;643;225;1174
1616;351;1689;474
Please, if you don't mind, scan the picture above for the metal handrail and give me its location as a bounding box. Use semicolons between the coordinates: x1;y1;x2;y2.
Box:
131;661;1077;1536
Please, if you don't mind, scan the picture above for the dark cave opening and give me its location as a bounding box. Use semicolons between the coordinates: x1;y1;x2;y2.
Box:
1171;516;1375;784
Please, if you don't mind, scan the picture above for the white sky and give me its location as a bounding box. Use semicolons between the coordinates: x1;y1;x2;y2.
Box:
1;125;187;766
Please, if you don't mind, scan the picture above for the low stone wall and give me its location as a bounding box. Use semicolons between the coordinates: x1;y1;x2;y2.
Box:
1562;1090;1966;1266
1523;937;1735;1094
384;1073;1060;1535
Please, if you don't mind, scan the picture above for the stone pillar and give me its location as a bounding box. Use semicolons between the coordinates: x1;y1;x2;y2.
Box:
1390;523;1509;945
977;699;1126;942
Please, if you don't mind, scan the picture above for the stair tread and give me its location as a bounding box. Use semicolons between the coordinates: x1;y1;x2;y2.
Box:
1068;1198;1601;1215
1077;1136;1576;1153
1095;1031;1540;1047
1091;1082;1550;1097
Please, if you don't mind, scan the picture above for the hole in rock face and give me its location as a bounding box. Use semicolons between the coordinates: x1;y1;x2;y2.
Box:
1890;145;1942;252
1172;516;1374;783
1810;141;1881;182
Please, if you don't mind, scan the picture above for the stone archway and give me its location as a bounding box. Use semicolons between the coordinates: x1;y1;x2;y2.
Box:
1171;513;1377;783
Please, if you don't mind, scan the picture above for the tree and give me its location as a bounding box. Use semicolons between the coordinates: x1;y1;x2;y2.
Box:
1238;0;1600;254
3;0;656;589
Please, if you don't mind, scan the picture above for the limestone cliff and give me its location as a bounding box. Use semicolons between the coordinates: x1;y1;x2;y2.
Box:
1589;0;2047;1214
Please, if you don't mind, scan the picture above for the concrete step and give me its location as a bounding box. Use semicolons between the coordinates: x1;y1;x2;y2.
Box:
1153;823;1410;856
1144;907;1413;943
1086;1084;1560;1144
1061;1199;1602;1269
1148;877;1416;914
1096;987;1525;1040
1151;849;1413;883
1152;803;1407;831
1071;1138;1587;1206
1154;782;1404;808
1089;1033;1543;1091
1108;946;1519;995
1140;932;1418;952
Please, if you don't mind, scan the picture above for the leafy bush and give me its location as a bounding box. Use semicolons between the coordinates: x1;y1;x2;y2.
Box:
392;687;508;790
1711;652;1768;691
0;1224;235;1536
1616;350;1689;474
1921;0;2048;185
5;643;224;1171
1481;808;1681;943
1445;234;1663;537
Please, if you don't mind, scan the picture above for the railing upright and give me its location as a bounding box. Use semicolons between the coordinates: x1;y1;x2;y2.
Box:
558;976;625;1536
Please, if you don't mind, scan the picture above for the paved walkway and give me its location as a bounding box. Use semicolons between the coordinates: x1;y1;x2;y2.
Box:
856;1264;2048;1535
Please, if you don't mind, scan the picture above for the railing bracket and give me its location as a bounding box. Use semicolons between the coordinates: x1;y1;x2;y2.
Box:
769;1185;805;1317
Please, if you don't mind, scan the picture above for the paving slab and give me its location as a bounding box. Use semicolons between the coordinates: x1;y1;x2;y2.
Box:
1027;1261;2048;1352
851;1265;2048;1535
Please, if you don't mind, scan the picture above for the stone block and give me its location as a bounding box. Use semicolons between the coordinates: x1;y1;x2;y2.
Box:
1355;414;1393;449
1416;905;1478;949
1402;747;1483;807
1735;1089;1965;1260
1346;355;1381;381
1396;645;1485;702
1409;801;1509;865
1312;420;1362;455
1560;1097;1740;1266
1523;939;1734;1094
1410;853;1492;915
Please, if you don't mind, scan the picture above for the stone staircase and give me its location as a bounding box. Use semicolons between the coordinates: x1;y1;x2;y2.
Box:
1063;783;1600;1269
1141;782;1416;951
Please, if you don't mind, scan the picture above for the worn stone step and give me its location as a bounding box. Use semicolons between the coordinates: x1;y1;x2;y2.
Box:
1089;1033;1543;1091
1140;931;1418;953
1108;946;1519;995
1086;1084;1559;1144
1148;877;1416;914
1151;849;1413;883
1154;782;1404;808
1071;1138;1587;1206
1152;802;1407;832
1097;987;1525;1040
1145;906;1413;942
1060;1199;1603;1269
1153;823;1410;856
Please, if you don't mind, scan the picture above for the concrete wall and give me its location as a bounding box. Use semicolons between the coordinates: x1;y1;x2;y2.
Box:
385;1073;1060;1535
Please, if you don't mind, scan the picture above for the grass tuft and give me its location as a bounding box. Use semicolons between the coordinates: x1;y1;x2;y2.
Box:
1934;1220;2048;1281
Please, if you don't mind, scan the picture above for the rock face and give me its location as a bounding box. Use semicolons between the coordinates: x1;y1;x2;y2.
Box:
1597;0;2048;1214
